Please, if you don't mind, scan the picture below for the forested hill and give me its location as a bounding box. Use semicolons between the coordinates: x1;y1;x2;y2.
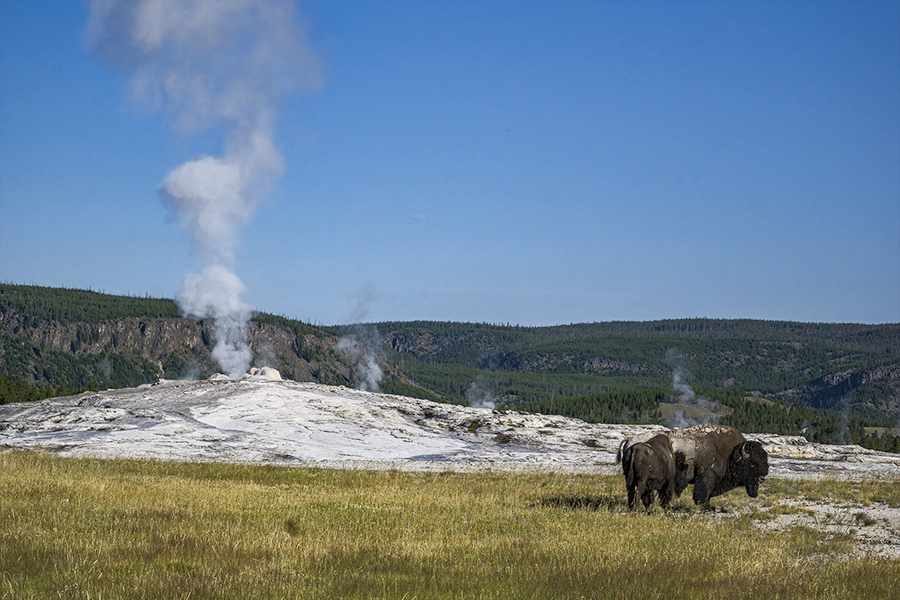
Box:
1;284;181;323
366;319;900;424
374;319;900;358
2;283;900;432
0;284;355;393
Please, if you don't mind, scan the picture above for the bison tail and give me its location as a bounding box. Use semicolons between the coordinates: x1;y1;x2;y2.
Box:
615;440;626;464
624;456;636;489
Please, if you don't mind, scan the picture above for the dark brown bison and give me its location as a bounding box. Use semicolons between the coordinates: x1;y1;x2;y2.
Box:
619;424;769;510
621;433;676;512
668;424;768;509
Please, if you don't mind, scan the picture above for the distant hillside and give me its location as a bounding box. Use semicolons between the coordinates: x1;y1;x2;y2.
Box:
366;319;900;423
374;319;900;357
0;284;354;392
2;284;899;452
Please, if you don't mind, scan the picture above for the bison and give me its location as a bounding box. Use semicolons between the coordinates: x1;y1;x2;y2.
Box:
620;433;676;512
619;424;769;510
669;424;769;508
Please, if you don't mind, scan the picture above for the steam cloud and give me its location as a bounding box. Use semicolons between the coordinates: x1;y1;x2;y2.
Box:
86;0;321;378
335;287;385;392
336;332;384;393
466;379;496;410
837;392;855;445
177;265;252;379
665;348;719;428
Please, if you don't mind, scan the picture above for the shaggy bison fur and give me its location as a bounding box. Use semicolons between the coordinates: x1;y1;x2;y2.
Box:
621;433;676;512
619;425;769;510
668;424;769;509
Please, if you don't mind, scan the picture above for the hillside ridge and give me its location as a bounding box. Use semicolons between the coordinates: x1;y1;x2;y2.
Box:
2;283;899;430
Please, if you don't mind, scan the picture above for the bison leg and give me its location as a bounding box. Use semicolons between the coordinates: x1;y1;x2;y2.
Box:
658;481;674;508
641;489;655;512
692;473;715;510
633;478;652;512
673;452;692;497
627;484;637;509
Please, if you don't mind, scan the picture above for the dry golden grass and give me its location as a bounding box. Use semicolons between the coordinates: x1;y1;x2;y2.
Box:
1;451;898;599
761;477;900;507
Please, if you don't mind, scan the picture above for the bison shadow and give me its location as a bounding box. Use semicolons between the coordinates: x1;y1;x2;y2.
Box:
533;494;626;511
533;494;708;515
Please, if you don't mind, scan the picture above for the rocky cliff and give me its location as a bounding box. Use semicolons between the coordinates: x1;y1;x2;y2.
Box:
0;308;353;388
777;364;900;422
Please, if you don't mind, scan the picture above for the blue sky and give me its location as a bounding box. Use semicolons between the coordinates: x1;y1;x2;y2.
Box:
1;0;898;326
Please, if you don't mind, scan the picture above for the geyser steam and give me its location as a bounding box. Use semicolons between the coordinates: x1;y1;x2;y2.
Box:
665;348;719;428
466;378;496;410
336;325;385;393
86;0;321;378
335;287;386;393
177;265;251;380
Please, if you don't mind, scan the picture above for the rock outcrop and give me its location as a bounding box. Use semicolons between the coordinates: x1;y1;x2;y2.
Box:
0;310;352;387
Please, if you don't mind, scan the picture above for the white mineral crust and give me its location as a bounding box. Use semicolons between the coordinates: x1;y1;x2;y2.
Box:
2;376;899;480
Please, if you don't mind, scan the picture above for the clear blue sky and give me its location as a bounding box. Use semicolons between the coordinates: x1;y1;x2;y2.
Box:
1;0;898;326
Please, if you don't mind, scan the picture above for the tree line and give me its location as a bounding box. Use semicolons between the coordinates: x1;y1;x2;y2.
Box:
0;283;180;324
0;374;102;404
375;319;900;357
518;389;665;424
516;387;900;453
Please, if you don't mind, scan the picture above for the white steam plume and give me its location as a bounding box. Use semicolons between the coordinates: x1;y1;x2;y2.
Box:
665;348;719;428
336;336;384;393
178;265;251;379
837;392;854;445
86;0;321;378
335;287;385;393
466;379;496;410
359;351;384;392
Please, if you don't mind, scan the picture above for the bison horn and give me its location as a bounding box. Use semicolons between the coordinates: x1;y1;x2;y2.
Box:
740;443;750;459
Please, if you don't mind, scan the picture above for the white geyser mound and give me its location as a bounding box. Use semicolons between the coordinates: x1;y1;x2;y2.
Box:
245;367;283;381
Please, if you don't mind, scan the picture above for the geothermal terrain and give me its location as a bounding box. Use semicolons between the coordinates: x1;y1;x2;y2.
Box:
2;372;899;477
2;372;900;558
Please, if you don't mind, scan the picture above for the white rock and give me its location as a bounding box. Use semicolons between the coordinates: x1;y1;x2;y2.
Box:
0;379;898;480
244;367;283;381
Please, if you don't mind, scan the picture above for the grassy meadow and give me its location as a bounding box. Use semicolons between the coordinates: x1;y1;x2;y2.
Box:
2;451;898;600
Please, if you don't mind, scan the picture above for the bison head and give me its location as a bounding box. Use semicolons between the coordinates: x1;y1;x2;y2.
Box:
730;441;769;498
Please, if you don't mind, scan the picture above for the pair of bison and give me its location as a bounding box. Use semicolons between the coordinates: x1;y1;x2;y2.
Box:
617;424;769;512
